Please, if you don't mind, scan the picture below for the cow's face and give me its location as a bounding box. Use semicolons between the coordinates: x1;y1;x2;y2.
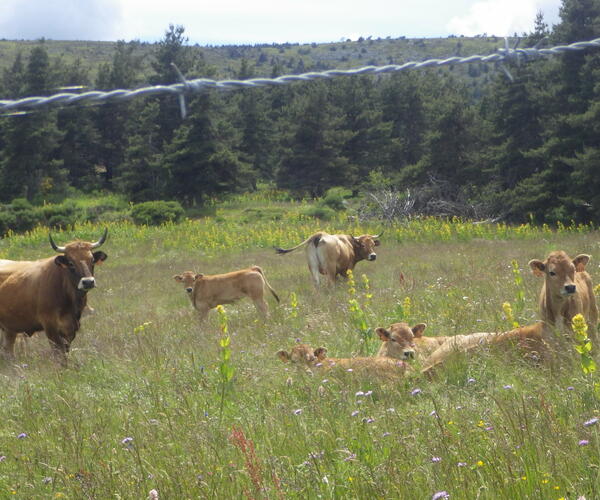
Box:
173;271;203;294
277;344;327;365
529;251;590;298
352;234;381;262
51;230;108;291
376;322;426;360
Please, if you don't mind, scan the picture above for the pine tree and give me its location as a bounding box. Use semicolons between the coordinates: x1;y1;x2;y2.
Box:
116;100;165;201
276;81;354;196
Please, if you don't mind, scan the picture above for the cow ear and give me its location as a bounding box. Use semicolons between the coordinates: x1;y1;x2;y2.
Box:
376;327;391;341
173;275;183;282
573;254;591;272
277;350;290;362
412;323;427;337
93;251;107;265
528;259;545;276
195;273;204;280
314;347;327;359
373;239;381;247
54;255;70;268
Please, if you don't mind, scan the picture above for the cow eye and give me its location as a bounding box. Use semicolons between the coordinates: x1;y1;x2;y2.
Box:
549;271;556;276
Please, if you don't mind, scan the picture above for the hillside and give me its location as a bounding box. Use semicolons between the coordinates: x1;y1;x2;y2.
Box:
0;35;505;87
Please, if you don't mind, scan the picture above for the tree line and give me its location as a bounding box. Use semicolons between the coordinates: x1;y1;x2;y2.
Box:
0;0;599;224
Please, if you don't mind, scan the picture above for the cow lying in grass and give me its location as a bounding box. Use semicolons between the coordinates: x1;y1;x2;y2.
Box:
174;266;279;322
375;321;547;374
277;322;424;378
528;251;598;344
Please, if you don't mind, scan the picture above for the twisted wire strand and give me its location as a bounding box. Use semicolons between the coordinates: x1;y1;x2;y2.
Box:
1;37;599;114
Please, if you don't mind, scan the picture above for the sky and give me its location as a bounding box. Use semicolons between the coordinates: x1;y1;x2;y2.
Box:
0;0;562;46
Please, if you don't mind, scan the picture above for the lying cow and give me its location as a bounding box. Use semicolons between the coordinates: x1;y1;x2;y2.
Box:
0;230;108;362
529;251;598;343
275;231;381;286
276;344;411;378
375;321;546;373
173;266;279;321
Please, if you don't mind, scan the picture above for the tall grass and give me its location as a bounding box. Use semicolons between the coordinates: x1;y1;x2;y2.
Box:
0;209;598;498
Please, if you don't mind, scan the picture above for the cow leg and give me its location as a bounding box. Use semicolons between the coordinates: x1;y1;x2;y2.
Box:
253;298;269;318
1;330;17;360
196;305;210;324
45;328;69;366
306;249;321;286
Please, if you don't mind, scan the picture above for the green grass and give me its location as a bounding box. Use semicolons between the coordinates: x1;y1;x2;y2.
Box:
0;213;599;499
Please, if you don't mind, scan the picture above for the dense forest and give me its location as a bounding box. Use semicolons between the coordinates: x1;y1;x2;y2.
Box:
0;0;599;225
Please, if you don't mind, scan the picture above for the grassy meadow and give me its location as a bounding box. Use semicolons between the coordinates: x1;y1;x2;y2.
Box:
0;205;598;499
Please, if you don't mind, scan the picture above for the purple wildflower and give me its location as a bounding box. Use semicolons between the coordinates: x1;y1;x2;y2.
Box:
411;388;422;396
432;491;450;500
355;391;365;397
579;439;589;446
431;456;442;463
467;378;476;384
365;390;373;396
583;417;599;427
17;433;27;439
567;386;575;391
382;432;391;437
121;437;133;445
293;409;303;415
503;384;513;390
42;477;52;484
485;426;494;431
351;410;359;417
430;410;438;418
457;462;467;467
0;456;6;462
362;417;375;424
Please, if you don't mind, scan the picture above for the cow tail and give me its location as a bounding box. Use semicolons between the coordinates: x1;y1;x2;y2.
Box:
252;266;280;303
274;234;316;254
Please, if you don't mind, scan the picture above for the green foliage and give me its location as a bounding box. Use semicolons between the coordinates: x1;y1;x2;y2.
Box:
320;187;352;211
130;200;184;226
300;204;337;220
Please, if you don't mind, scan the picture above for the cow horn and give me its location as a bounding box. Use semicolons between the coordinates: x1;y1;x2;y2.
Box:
49;233;66;253
90;228;108;249
372;230;384;238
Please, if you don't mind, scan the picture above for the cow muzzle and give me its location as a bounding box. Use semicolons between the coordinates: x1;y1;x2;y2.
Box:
368;253;377;261
78;277;96;290
402;349;415;360
562;284;576;295
186;287;193;294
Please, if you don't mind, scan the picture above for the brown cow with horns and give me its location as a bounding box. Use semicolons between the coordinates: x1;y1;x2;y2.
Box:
0;229;108;362
275;231;382;286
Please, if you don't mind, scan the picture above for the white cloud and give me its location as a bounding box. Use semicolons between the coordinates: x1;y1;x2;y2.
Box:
446;0;561;37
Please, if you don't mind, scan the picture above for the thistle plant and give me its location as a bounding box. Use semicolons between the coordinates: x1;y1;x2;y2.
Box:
217;305;234;419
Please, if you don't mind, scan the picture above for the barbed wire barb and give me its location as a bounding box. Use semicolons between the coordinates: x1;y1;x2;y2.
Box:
0;36;599;116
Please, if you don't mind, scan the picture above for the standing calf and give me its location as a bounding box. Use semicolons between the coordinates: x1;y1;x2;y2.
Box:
174;266;279;321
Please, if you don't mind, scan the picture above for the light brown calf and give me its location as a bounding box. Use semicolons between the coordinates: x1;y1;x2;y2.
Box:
277;343;411;378
420;322;547;373
276;322;427;378
529;251;598;342
174;266;279;321
374;321;547;373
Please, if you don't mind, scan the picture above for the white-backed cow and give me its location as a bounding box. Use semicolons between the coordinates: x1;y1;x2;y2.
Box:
529;251;598;343
0;230;108;362
275;231;381;286
174;265;279;321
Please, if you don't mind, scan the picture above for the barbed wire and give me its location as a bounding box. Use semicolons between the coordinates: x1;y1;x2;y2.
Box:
1;36;599;117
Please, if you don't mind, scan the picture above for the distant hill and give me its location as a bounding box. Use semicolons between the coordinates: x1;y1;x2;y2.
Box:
0;36;508;90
